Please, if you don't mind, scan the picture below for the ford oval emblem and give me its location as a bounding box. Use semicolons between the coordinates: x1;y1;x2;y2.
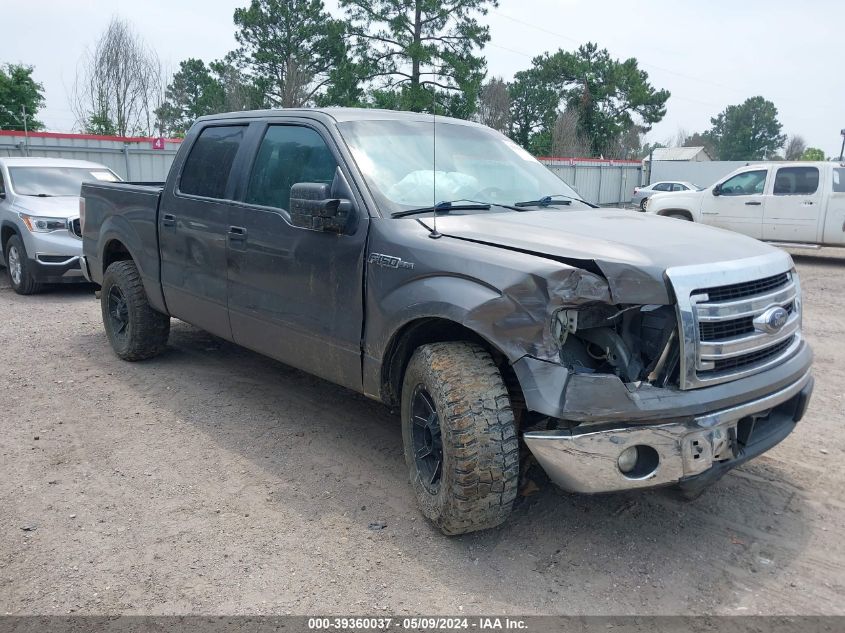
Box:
754;306;789;334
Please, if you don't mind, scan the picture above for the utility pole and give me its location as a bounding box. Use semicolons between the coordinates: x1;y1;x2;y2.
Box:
839;129;845;162
21;105;29;157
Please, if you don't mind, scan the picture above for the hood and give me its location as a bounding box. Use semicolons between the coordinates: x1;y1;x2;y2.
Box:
649;189;703;204
11;195;81;219
420;208;779;304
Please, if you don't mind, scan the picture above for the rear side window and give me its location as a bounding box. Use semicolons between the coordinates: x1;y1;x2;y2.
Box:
773;166;819;195
180;126;246;199
245;125;337;212
833;169;845;193
653;183;671;191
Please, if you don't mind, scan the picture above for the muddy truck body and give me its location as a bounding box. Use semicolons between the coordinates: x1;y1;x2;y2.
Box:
79;109;813;535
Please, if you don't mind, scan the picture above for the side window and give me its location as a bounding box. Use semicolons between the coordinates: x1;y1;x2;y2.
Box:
179;125;246;199
245;125;338;212
773;166;819;195
833;169;845;193
671;183;686;192
653;183;670;192
0;171;5;197
720;170;767;196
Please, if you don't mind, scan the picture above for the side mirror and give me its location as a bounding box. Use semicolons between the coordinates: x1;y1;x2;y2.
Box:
289;172;356;234
712;184;722;196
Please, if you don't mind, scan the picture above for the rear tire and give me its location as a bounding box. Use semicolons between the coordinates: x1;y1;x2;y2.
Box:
5;235;43;295
639;197;648;211
401;342;519;535
101;260;170;361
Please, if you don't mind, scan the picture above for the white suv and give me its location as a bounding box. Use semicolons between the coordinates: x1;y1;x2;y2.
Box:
0;157;120;294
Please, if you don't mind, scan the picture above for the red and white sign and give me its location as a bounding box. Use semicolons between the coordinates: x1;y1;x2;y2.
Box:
151;137;165;150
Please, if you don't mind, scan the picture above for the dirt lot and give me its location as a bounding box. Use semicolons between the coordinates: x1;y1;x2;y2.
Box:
1;249;843;616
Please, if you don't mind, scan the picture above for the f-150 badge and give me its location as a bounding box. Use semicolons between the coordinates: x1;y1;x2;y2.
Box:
368;253;415;270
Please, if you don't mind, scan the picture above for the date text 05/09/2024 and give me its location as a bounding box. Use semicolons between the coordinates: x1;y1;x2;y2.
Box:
307;616;529;630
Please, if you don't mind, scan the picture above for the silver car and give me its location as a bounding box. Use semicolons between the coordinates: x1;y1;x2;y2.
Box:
631;180;700;211
0;157;121;294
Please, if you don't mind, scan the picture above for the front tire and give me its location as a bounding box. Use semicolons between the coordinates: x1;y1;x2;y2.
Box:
5;235;43;295
101;260;170;361
401;342;519;535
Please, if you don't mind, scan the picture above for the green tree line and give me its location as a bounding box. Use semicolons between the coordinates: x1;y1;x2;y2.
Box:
0;0;834;161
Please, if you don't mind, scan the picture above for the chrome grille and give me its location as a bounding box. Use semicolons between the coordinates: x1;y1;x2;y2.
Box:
711;337;793;373
697;273;789;302
699;302;794;340
666;252;802;389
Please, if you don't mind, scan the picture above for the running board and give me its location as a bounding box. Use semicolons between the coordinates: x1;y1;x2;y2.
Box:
766;242;822;250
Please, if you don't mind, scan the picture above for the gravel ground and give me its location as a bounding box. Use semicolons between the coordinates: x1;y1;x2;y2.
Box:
1;249;843;616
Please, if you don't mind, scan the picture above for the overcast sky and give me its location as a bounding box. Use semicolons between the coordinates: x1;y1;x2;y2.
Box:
3;0;843;156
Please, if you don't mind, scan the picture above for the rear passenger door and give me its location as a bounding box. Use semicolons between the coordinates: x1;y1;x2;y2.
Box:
158;124;249;340
762;165;823;243
226;121;369;391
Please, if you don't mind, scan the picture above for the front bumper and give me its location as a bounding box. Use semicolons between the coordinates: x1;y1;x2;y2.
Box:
30;255;86;283
21;226;86;283
524;370;813;494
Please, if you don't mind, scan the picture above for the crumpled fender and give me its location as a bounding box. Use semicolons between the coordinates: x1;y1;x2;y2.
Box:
374;266;610;364
362;259;611;402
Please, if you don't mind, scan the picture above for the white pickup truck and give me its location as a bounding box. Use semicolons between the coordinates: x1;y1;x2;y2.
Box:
645;161;845;246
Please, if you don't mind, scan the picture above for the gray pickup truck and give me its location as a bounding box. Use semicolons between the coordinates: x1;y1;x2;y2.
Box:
80;108;814;535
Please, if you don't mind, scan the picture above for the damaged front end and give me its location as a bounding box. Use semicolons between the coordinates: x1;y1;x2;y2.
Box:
551;302;681;388
513;252;813;496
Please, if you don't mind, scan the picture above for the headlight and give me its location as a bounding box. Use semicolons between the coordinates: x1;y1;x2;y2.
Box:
20;213;68;233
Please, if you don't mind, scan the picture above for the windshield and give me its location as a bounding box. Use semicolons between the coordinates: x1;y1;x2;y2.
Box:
8;166;120;196
336;119;584;215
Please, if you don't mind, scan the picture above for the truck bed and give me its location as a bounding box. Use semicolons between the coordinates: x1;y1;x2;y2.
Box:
80;181;166;310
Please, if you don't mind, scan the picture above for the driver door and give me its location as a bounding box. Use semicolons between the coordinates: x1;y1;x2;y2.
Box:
700;168;769;239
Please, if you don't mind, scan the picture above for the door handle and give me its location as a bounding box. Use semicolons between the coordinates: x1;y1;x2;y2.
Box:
162;213;176;227
228;226;247;240
745;201;762;206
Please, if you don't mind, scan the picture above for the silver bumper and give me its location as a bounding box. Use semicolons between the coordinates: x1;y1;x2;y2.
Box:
524;370;812;494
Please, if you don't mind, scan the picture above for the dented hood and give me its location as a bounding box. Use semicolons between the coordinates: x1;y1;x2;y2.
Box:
422;208;778;304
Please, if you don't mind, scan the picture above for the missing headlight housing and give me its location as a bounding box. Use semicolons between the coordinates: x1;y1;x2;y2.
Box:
553;303;680;385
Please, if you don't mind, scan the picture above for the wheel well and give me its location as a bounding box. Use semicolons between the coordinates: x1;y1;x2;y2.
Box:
381;317;524;416
659;209;693;220
1;224;19;256
102;239;133;274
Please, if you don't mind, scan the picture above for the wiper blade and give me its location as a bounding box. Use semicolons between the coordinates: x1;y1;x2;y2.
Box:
391;201;490;218
514;194;598;208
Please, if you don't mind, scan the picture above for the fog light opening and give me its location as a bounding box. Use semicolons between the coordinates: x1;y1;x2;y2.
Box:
617;446;639;474
617;444;660;479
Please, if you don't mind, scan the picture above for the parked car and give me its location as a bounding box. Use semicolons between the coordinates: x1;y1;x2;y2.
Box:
631;181;700;210
80;109;813;535
0;157;121;294
645;162;845;245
